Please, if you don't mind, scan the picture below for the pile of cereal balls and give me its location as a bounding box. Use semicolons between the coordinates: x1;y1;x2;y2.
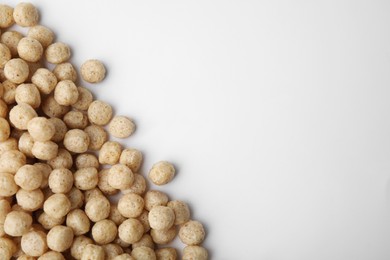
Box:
0;2;207;260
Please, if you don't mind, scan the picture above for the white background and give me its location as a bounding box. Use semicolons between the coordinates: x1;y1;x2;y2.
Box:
4;1;390;259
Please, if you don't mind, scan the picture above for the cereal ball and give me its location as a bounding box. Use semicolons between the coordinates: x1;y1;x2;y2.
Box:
15;83;41;109
118;193;144;218
63;129;89;153
0;172;18;196
131;246;156;260
53;62;77;82
63;110;88;129
98;169;118;195
1;31;23;57
48;118;67;142
26;60;42;82
21;230;47;257
179;221;205;246
4;58;29;84
18;132;34;158
31;68;57;94
118;219;144;244
0;150;26;173
155;248;177;260
43;194;71;219
32;141;58;160
137;210;150;233
75;153;99;169
0;99;7;118
37;212;64;230
54;80;79;106
148;206;175;231
151;225;177;245
4;211;32;236
34;163;51;189
17;37;43;62
45;42;70;64
2;80;16;104
112;254;134;260
0;237;17;259
27;117;55;141
13;3;39;27
84;188;103;203
108;116;135;139
9;103;37;130
38;251;65;260
0;5;14;28
47;225;74;252
113;237;130;249
122;174;147;195
67;187;84;210
70;235;93;259
74;167;98;190
108;204;126;226
99;141;121;165
85;196;110;222
0;117;9;141
102;243;123;259
28;25;54;48
72;86;93;111
88;100;112;126
148;161;175;186
66;209;90;236
84;124;107;150
15;165;42;191
182;246;208;260
132;234;154;249
108;164;134;190
144;190;169;211
41;95;70;118
0;137;17;155
81;244;105;260
167;201;190;226
91;219;117;245
120;148;143;173
81;59;106;83
0;199;11;223
47;148;73;169
48;168;73;194
0;43;11;69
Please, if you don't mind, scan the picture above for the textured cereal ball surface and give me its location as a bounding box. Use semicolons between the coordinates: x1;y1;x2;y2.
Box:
41;94;70;118
119;148;143;173
70;235;93;259
47;148;73;169
88;100;113;126
148;206;175;231
132;234;154;249
1;31;23;57
34;163;51;189
182;246;208;260
118;193;144;218
102;243;123;259
108;116;135;139
63;110;88;129
38;251;65;260
118;218;144;244
0;172;18;196
0;117;10;141
99;141;122;165
63;129;90;153
9;103;37;130
155;248;177;260
54;80;79;106
43;193;71;219
28;25;54;48
15;83;41;108
85;196;110;222
151;225;177;245
48;118;67;142
32;141;58;160
82;244;105;260
0;150;26;173
27;117;55;141
179;220;206;246
53;62;77;82
67;187;84;210
144;190;169;211
0;137;18;155
14;165;42;191
4;58;29;84
2;80;17;104
167;200;190;225
48;168;73;193
17;37;43;62
84;124;107;150
122;173;147;195
75;153;99;169
108;164;134;190
45;42;71;64
72;86;93;111
0;4;14;28
13;2;39;27
131;246;156;260
92;219;117;245
148;161;176;185
21;230;48;257
74;167;98;190
81;59;106;83
37;212;64;231
16;188;44;211
31;68;57;94
47;225;74;252
112;254;134;260
66;209;90;236
4;211;32;237
98;169;118;195
0;43;11;69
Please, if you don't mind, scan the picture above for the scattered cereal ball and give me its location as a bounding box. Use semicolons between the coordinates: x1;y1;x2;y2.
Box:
85;196;110;222
102;243;123;259
81;59;106;83
38;251;65;260
54;80;79;106
81;244;105;260
66;209;90;236
48;118;67;142
63;110;88;129
4;211;32;236
84;124;107;150
47;225;74;252
1;31;23;57
47;148;73;169
13;2;39;27
31;68;57;94
32;141;58;160
28;25;54;48
92;219;117;245
148;161;176;186
155;248;177;260
0;5;14;28
74;167;98;190
0;43;11;69
0;150;26;173
43;193;71;219
167;200;190;225
137;210;151;233
131;246;156;260
70;235;93;259
122;174;147;195
118;193;144;218
9;103;37;130
4;58;29;84
27;117;55;141
72;86;93;111
37;212;64;230
14;165;42;191
132;234;154;249
120;148;143;173
108;204;126;226
112;254;134;260
75;153;99;169
99;141;121;165
53;62;77;82
45;42;70;64
48;168;73;193
179;221;205;246
63;129;90;153
182;246;208;260
144;190;169;211
0;172;18;196
0;117;10;141
108;164;134;190
98;169;118;195
148;206;175;231
66;187;84;210
0;137;17;155
2;80;17;104
34;163;52;189
108;116;135;139
17;37;43;62
21;230;48;257
15;83;41;108
151;225;176;245
88;100;112;126
118;218;144;244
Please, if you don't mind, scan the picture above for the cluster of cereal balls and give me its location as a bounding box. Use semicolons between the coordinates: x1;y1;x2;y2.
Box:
0;2;207;260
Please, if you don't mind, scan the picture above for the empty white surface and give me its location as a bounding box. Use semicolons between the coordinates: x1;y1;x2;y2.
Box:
5;0;390;259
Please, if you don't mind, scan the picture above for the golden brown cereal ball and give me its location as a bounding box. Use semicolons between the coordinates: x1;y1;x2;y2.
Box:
0;99;7;118
182;246;208;260
144;190;169;211
99;141;121;165
48;118;67;142
32;141;58;160
1;31;23;57
4;211;32;236
43;193;71;219
72;86;93;111
47;225;74;252
84;188;103;203
9;103;37;130
0;150;26;173
63;110;88;129
13;3;39;27
108;204;126;226
31;68;57;94
148;206;175;231
34;163;51;189
74;167;98;191
0;117;10;141
70;235;93;259
137;210;151;233
112;254;134;260
27;117;55;141
108;164;134;190
0;5;14;28
75;153;99;169
118;193;144;218
66;209;90;236
15;83;41;108
151;225;177;245
0;172;18;197
98;169;118;195
119;148;143;173
54;80;79;106
155;248;177;260
38;251;65;260
53;62;77;82
148;161;175;186
118;218;144;244
37;212;64;230
18;132;34;157
0;137;17;155
132;234;154;249
41;94;70;118
63;129;89;153
88;100;112;126
81;59;106;83
67;187;84;210
45;42;70;64
102;243;123;259
48;168;73;194
2;80;17;104
84;124;107;150
91;219;117;245
47;148;73;169
14;165;42;191
85;196;110;222
108;116;135;139
131;246;156;260
179;221;205;246
167;200;190;225
4;58;29;84
21;230;47;257
17;37;43;62
0;237;17;259
122;174;147;196
28;25;54;48
82;244;105;260
0;43;11;69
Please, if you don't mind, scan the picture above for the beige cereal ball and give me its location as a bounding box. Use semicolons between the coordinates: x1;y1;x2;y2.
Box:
81;244;105;260
17;37;43;62
21;230;48;257
1;31;23;57
151;225;177;245
112;254;134;260
155;248;177;260
91;219;117;245
31;68;57;94
66;209;90;236
85;196;110;222
48;168;73;194
179;220;206;246
0;150;26;173
0;43;11;69
4;58;29;84
18;132;34;158
74;167;98;191
0;237;17;259
131;246;156;260
122;174;147;195
15;83;41;108
148;161;176;186
63;129;90;153
102;243;123;259
0;99;7;118
84;124;107;150
48;118;67;142
136;210;152;233
148;206;175;231
2;80;17;104
99;141;122;165
27;117;55;141
108;164;134;190
43;193;71;219
108;116;135;139
34;163;51;189
54;80;79;106
72;86;93;111
182;246;208;260
0;172;18;196
98;169;118;195
67;187;84;210
118;218;144;244
84;188;103;203
17;189;45;211
4;211;32;236
13;2;39;27
88;100;112;126
0;5;14;28
14;164;42;191
167;200;190;225
9;103;37;130
120;148;143;173
118;193;144;218
63;110;88;129
144;190;169;211
28;25;54;48
37;212;64;230
32;141;58;160
75;153;99;169
47;148;73;169
70;235;93;259
108;204;126;226
53;62;77;82
41;94;70;118
0;137;17;155
0;117;10;141
38;251;65;260
81;59;106;83
47;225;74;252
45;42;70;64
132;234;154;249
26;60;42;82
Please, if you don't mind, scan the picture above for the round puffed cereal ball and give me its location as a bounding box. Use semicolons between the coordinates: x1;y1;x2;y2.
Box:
70;235;93;259
179;220;205;246
92;219;117;245
148;206;175;231
54;80;79;106
2;80;17;104
85;196;110;222
121;174;147;195
0;99;7;118
32;141;58;160
118;193;144;218
4;58;29;84
45;42;70;64
0;172;18;196
0;150;26;173
151;225;177;245
67;187;84;210
167;200;190;226
108;116;135;139
132;234;154;249
75;153;99;169
28;25;54;48
47;148;73;169
74;167;98;191
66;209;90;236
15;165;42;191
47;225;74;252
31;68;57;94
102;243;123;259
34;163;51;189
112;254;134;260
99;141;122;165
82;244;105;260
131;246;156;260
43;193;71;219
84;125;107;150
13;3;39;27
88;100;112;126
84;188;103;203
48;118;67;142
48;168;73;194
98;169;118;195
4;211;32;236
63;129;89;153
120;148;143;173
148;161;176;186
155;248;177;260
0;117;9;141
81;59;106;83
1;31;23;57
37;212;64;230
21;230;47;257
0;237;17;259
63;110;88;129
26;60;42;82
27;117;55;141
41;94;70;118
108;164;134;190
18;132;34;158
53;62;77;82
9;103;37;130
108;204;126;226
182;246;208;260
38;251;65;260
144;190;169;211
0;43;11;69
0;137;17;155
0;5;14;28
72;86;93;111
17;37;43;62
15;83;41;108
118;218;144;244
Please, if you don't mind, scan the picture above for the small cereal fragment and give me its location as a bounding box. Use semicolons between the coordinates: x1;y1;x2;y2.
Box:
0;5;14;28
118;193;144;218
148;161;175;186
182;246;208;260
88;100;112;126
81;59;106;83
27;117;55;141
66;209;90;236
28;25;54;48
144;190;169;211
0;172;18;196
155;248;177;260
48;168;73;193
45;42;71;64
118;218;144;244
53;62;77;82
72;86;93;111
84;124;107;150
21;230;48;257
0;117;10;141
179;220;206;246
38;251;65;260
81;244;105;260
70;235;93;259
108;164;134;190
99;141;121;165
84;196;110;222
15;83;41;108
17;37;43;62
0;43;11;69
74;167;98;190
91;219;117;245
63;129;90;153
13;2;39;27
108;116;135;139
63;110;88;129
46;225;74;252
131;246;156;260
48;118;67;142
4;58;29;84
54;80;79;106
14;165;42;191
1;31;23;57
148;206;175;231
43;193;71;219
4;211;32;236
119;148;143;173
32;141;58;160
31;68;57;94
167;200;190;225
